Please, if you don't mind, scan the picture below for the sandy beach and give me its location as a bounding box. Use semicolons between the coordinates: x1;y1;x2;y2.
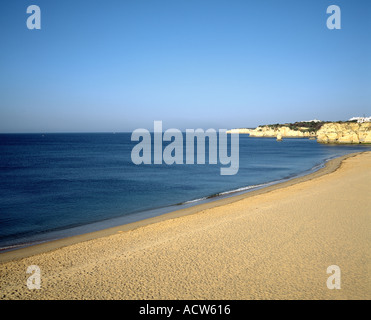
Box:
0;151;370;300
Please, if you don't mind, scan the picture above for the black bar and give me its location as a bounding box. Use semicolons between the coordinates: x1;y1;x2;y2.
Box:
0;300;365;319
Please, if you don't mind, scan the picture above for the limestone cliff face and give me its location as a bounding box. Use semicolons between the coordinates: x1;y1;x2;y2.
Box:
316;122;371;144
227;126;315;138
227;122;371;144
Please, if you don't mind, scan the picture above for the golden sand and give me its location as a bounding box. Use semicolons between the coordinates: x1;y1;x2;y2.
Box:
1;152;370;299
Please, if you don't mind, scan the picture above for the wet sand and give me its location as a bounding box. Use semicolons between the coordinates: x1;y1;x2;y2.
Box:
0;151;370;299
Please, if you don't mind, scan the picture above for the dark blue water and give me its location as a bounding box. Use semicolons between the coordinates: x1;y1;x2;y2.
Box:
0;133;370;251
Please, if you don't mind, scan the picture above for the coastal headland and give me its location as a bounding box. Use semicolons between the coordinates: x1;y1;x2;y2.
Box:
227;121;371;144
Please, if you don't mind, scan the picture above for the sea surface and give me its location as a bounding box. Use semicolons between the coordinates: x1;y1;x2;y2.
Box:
0;133;370;251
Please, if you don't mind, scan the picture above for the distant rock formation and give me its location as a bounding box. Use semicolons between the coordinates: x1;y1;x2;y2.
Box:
316;122;371;144
227;126;316;138
227;121;371;144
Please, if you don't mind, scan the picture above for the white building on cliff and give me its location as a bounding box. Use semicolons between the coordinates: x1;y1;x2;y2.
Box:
349;116;371;123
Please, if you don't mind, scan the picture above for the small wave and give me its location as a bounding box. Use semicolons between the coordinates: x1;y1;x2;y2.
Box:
216;183;272;196
211;180;282;198
182;197;208;204
180;181;284;205
0;243;28;252
0;239;53;252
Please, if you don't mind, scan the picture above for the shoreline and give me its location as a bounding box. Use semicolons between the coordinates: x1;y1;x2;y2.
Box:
0;152;329;254
0;151;364;264
0;151;370;299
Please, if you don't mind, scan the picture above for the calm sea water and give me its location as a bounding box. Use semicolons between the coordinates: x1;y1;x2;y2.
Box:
0;133;370;251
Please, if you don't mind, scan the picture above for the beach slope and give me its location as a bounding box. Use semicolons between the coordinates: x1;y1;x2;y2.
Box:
1;152;370;299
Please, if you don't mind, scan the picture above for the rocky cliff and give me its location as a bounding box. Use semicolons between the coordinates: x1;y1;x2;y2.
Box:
227;126;316;138
316;122;371;144
227;122;371;144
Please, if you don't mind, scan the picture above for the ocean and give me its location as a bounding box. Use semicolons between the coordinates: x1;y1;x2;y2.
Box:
0;133;370;251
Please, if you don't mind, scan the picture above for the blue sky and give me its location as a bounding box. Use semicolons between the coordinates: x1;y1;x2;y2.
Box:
0;0;370;132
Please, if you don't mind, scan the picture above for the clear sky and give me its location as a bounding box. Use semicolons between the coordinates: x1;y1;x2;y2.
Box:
0;0;370;132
